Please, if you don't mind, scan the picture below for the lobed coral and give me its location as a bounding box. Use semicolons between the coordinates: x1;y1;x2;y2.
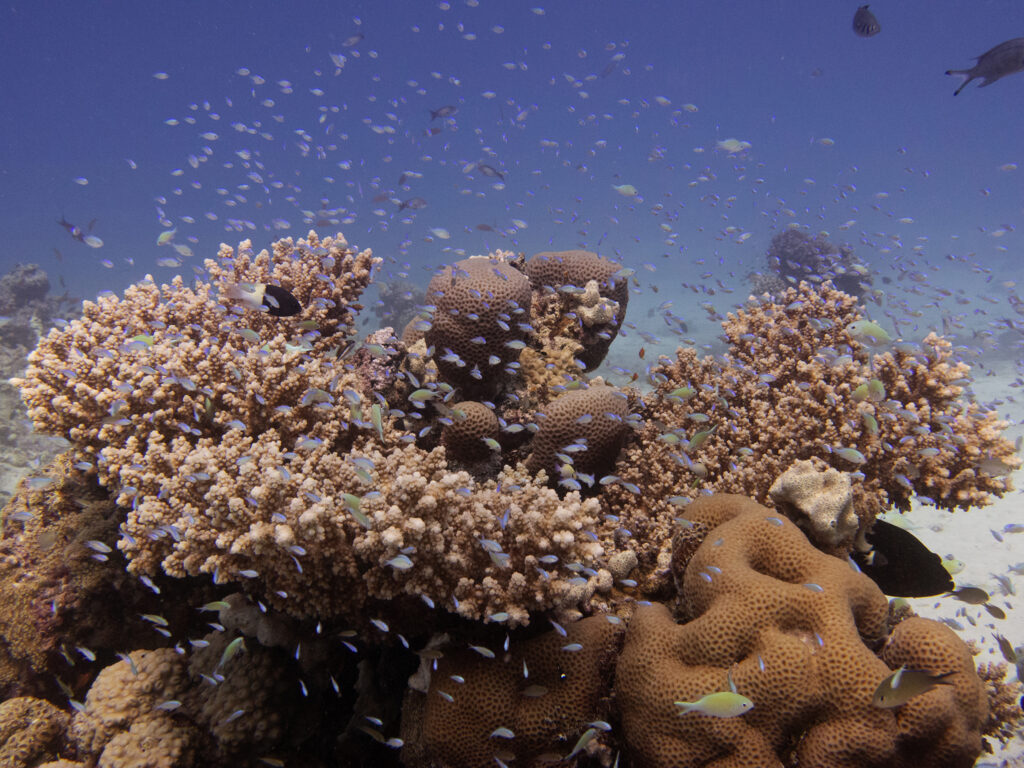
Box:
616;493;987;768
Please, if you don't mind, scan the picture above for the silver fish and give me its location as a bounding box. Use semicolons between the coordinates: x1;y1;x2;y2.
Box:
946;37;1024;95
852;5;881;38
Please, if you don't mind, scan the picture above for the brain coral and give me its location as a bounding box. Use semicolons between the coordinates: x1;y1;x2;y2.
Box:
424;255;532;397
614;493;987;768
440;401;500;464
401;614;623;767
524;384;632;487
0;696;70;767
524;249;628;371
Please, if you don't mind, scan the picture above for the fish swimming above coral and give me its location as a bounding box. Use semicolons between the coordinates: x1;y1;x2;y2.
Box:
946;37;1024;95
852;5;881;38
851;519;954;597
872;665;955;708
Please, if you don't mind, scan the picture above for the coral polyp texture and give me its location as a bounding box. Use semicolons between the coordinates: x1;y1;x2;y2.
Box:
423;254;532;397
524;384;632;486
401;614;623;767
616;493;987;768
523;249;628;372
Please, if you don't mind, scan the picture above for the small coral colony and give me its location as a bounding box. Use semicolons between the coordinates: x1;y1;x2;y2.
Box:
3;226;1021;767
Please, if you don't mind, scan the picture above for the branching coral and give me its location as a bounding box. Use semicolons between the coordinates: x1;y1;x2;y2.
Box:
605;281;1018;577
14;235;610;627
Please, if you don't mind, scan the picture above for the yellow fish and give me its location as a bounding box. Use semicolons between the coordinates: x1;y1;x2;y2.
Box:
675;691;753;718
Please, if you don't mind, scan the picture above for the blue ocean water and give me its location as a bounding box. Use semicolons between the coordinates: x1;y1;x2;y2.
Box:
2;0;1022;337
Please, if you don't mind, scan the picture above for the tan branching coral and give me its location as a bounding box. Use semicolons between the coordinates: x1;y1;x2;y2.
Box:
615;493;988;768
355;447;607;627
12;233;619;628
606;281;1019;579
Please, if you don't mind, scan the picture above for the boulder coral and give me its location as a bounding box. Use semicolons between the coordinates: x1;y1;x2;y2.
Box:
423;255;532;397
616;493;987;768
401;614;623;767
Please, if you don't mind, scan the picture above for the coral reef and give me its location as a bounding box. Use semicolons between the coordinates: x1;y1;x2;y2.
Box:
7;232;1021;767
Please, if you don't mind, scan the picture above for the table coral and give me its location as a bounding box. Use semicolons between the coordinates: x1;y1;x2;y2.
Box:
615;493;988;768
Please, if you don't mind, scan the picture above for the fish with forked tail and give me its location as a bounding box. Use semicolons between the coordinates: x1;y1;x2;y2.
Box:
946;37;1024;95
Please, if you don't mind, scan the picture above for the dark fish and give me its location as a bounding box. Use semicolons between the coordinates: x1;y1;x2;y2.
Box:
852;5;881;38
872;666;954;708
983;602;1006;620
57;215;85;243
946;37;1024;95
945;586;989;605
227;283;301;317
263;284;301;317
477;164;505;180
851;519;954;597
430;105;458;121
398;196;427;211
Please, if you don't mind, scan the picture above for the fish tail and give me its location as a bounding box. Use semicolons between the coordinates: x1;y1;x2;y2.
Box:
945;70;973;95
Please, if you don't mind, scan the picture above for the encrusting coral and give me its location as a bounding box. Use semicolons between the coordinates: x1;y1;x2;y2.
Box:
0;696;71;767
769;457;860;553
